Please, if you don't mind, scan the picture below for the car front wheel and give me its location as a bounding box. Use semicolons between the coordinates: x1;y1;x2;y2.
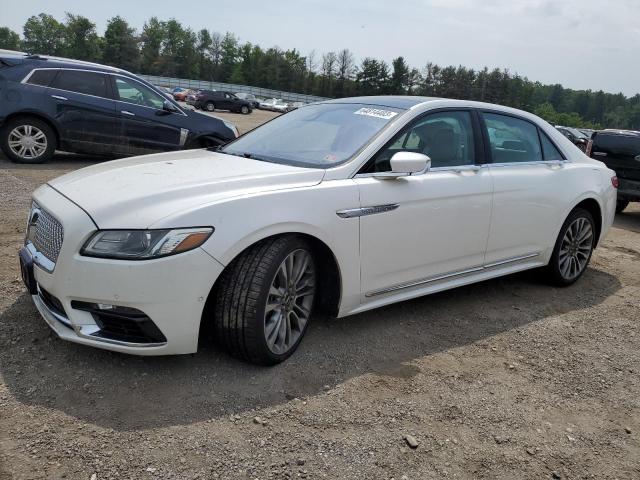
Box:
241;105;250;114
205;102;215;112
1;117;56;164
213;236;317;365
545;208;595;286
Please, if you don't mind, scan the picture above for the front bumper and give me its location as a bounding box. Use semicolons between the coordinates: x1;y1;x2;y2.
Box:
25;185;224;355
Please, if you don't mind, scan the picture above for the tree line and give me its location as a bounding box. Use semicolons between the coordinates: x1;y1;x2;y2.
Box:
1;13;640;129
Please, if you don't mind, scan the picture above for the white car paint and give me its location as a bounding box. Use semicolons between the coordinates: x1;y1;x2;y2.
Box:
25;97;617;356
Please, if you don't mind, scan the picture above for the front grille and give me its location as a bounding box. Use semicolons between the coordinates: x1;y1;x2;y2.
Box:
27;202;64;264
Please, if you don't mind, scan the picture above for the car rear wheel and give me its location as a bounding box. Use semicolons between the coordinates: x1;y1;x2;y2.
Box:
241;105;250;115
205;102;215;112
1;117;56;164
545;208;595;286
213;235;317;365
616;199;629;214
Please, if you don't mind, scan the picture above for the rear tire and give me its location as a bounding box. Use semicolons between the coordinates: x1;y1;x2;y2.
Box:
0;117;56;164
544;208;595;286
213;236;317;365
241;105;250;114
205;102;215;112
616;199;629;214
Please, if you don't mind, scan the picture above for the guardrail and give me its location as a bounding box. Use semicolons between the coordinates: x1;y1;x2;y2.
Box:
139;75;329;104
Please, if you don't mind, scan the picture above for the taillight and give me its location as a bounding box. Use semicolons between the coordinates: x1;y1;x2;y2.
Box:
611;176;619;188
585;139;593;157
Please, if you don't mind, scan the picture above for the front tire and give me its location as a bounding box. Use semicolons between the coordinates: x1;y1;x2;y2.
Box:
205;102;215;112
241;105;250;114
213;236;317;365
1;117;56;164
545;208;595;286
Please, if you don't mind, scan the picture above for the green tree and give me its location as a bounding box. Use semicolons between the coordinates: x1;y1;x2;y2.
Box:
63;13;101;61
0;27;21;50
390;56;410;94
102;16;139;71
22;13;65;55
140;17;164;74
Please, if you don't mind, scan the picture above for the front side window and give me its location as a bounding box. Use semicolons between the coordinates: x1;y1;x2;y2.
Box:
26;69;58;87
114;77;165;109
484;113;542;163
221;103;403;168
364;111;475;173
51;70;108;98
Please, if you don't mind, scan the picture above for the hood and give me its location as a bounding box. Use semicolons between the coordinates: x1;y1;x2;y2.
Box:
48;149;325;229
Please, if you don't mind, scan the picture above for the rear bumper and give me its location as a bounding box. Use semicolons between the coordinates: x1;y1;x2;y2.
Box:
27;185;224;355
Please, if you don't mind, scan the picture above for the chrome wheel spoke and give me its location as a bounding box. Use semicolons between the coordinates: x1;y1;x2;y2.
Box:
8;125;47;158
264;248;315;355
558;216;593;280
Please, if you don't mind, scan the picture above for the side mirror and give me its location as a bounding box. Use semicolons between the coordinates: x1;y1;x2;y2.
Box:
373;152;431;180
163;100;179;113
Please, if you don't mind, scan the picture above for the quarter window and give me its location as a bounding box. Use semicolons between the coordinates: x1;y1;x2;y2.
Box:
50;70;109;98
364;111;475;172
484;113;542;163
540;131;564;160
114;77;165;109
26;69;58;87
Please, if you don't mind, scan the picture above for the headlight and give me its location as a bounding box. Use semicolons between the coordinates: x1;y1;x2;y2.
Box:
81;227;213;260
222;119;239;138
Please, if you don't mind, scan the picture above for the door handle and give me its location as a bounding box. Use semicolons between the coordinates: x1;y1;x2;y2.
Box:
546;161;564;169
452;166;481;174
51;95;67;101
121;110;135;116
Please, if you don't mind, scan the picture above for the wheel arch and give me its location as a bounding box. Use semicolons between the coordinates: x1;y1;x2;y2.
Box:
564;196;603;248
199;231;343;345
1;111;61;149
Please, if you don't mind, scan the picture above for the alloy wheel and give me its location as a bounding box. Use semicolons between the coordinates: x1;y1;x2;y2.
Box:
264;249;315;355
558;217;593;281
8;125;47;160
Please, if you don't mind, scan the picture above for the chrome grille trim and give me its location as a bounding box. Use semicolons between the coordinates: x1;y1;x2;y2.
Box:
26;202;64;270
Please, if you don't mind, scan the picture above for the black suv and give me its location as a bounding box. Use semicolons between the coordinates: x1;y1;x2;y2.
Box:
0;52;238;164
587;130;640;213
189;90;252;114
556;126;589;152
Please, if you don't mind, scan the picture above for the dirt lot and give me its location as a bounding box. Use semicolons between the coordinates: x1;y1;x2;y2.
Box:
0;113;639;479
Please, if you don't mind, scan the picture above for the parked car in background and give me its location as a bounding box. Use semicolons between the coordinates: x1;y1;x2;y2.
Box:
235;92;260;109
579;128;595;138
189;90;252;114
556;126;589;151
20;96;616;364
259;98;289;112
586;129;640;213
0;52;238;163
173;88;191;101
286;101;305;112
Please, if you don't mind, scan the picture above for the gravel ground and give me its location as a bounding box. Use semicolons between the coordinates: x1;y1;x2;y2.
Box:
0;115;639;479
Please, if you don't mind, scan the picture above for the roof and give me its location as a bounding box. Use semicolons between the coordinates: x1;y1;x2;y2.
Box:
324;96;440;109
0;50;129;75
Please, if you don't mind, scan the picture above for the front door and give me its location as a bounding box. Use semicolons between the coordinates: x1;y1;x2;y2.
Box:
355;110;493;298
111;75;184;155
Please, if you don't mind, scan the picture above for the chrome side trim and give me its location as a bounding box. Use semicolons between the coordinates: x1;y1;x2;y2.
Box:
337;204;399;218
365;252;540;297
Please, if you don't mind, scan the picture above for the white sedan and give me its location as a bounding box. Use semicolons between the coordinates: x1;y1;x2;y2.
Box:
19;96;617;365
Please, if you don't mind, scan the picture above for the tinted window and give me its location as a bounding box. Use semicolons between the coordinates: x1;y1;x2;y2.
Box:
114;77;165;109
484;113;542;163
51;70;108;98
26;69;58;87
594;134;640;155
540;131;564;160
366;111;475;172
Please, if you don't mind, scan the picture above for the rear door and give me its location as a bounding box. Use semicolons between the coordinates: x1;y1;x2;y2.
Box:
47;69;118;154
111;75;184;155
482;111;570;265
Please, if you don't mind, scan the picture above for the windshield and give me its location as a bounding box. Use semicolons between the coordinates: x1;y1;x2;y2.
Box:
221;103;404;168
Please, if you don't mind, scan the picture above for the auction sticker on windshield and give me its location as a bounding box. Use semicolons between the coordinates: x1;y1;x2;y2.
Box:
354;108;399;120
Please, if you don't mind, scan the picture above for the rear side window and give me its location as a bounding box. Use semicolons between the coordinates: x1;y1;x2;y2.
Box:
51;70;109;98
540;131;564;160
26;69;58;87
484;113;542;163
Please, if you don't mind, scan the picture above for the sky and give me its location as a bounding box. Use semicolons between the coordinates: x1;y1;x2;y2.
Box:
1;0;639;96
